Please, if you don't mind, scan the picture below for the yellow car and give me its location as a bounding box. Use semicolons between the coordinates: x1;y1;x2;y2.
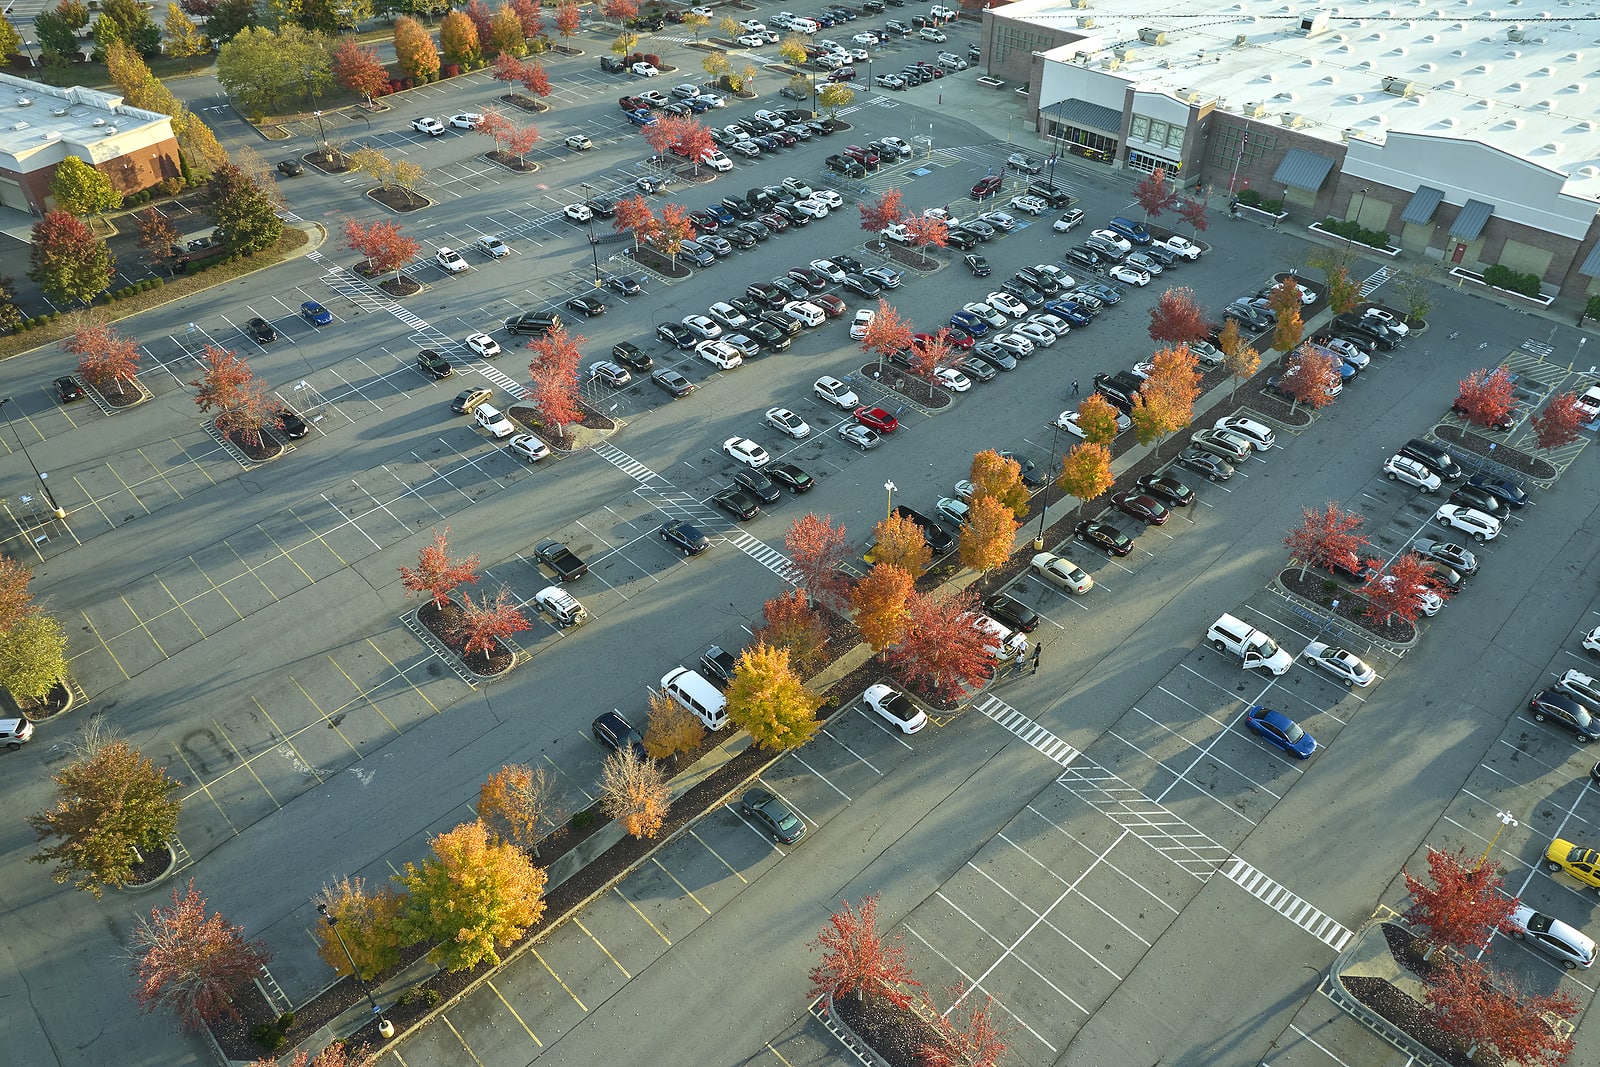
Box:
1546;838;1600;890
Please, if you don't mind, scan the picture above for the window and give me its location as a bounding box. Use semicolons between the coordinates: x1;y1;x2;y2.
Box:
992;24;1054;64
1206;123;1274;170
1129;115;1149;141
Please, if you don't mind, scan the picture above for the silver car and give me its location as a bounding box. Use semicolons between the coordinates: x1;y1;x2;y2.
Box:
1507;905;1596;969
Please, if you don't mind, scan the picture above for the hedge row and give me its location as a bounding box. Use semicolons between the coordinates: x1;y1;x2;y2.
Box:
1483;263;1542;297
1236;188;1285;214
1319;216;1393;250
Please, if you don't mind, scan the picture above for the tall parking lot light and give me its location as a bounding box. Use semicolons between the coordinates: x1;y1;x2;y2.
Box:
0;398;65;518
580;182;604;288
884;480;896;522
317;903;394;1039
1034;421;1061;550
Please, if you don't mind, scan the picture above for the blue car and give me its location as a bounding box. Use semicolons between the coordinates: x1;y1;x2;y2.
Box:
1468;474;1530;509
1244;705;1317;759
300;300;333;326
949;310;989;337
707;203;735;225
1044;299;1094;327
1107;216;1153;245
625;109;657;127
684;96;709;112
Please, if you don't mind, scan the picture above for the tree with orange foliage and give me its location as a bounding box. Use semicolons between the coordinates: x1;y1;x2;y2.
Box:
784;513;853;613
873;510;932;577
332;39;390;106
603;0;639;22
397;821;546;970
1277;345;1340;411
0;557;35;635
311;876;403;982
655;203;695;267
1424;956;1576;1066
859;298;914;365
903;214;948;265
341;217;420;284
889;587;996;703
451;588;529;658
808;894;920;1008
1271;301;1304;354
190;345;273;449
478;763;562;854
725;642;821;750
399;527;480;608
518;59;551;97
62;322;141;398
1147;286;1208;345
249;1040;378;1067
1402;845;1519;958
1131;343;1202;449
859;189;905;237
527;321;585;435
958;494;1015;574
1057;442;1113;507
613;193;658;253
1454;367;1517;430
1283;502;1368;580
910;328;959;377
968;449;1029;517
754;588;830;675
599;748;669;838
852;563;913;652
1532;393;1587;450
642;687;705;761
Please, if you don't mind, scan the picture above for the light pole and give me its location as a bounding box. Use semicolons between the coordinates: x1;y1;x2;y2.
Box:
313;109;328;150
884;480;896;521
1477;810;1519;870
21;40;35;67
1355;187;1369;224
317;904;394;1039
1034;421;1061;550
579;182;603;288
0;398;65;518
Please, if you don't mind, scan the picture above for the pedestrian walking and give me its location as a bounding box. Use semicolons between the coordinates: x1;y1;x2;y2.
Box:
1031;643;1042;675
1070;379;1079;396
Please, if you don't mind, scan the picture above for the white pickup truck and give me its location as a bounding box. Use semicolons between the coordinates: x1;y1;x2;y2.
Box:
1207;613;1294;675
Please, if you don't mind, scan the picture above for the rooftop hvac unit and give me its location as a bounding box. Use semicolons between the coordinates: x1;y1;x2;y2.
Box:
1101;56;1121;70
1243;101;1267;117
1280;112;1307;127
40;130;59;140
1507;27;1524;42
1381;75;1414;96
92;116;105;125
1114;46;1137;61
1077;16;1095;27
1071;0;1090;8
1300;11;1329;35
1138;28;1167;45
1234;34;1248;46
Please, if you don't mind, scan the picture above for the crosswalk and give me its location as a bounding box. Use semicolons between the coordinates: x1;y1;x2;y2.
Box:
1219;857;1354;951
726;530;799;583
1055;762;1234;879
1358;265;1394;296
969;693;1079;766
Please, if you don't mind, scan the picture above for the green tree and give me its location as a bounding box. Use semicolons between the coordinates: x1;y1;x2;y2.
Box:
439;9;480;67
202;0;259;43
50;156;123;221
0;609;67;702
28;210;115;306
397;821;547;970
0;16;23;62
724;642;821;750
173;113;231;181
94;0;162;55
393;14;441;81
487;4;526;56
0;275;22;333
35;2;89;63
29;727;182;896
217;25;334;116
208;164;284;255
162;3;210;57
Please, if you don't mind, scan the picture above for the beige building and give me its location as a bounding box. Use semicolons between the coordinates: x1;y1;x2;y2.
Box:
0;73;178;217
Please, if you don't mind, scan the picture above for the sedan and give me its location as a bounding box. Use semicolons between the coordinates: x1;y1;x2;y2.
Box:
567;295;609;317
1031;552;1093;594
855;406;899;433
740;787;806;843
652;369;695;397
246;317;278;342
934;367;972;392
451;387;494;414
1110;491;1170;526
1302;641;1376;687
276;407;309;439
838;424;881;450
983;593;1039;633
712;486;762;521
276;159;303;176
1075;520;1133;557
863;683;926;734
1467;474;1529;509
969;344;1017;372
301;300;333;326
682;314;722;340
723;436;770;467
787;266;829;292
842;274;882;298
766;407;812;439
1547;838;1600;890
657;321;696;348
958;357;997;382
766;462;814;493
1178;447;1234;481
987;291;1028;317
963;253;992;277
1244;705;1317;759
1090;228;1133;253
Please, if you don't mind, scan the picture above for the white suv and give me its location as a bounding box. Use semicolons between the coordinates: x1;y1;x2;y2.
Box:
1434;504;1501;541
435;247;468;273
814;375;859;409
1008;195;1047;216
1383;454;1441;492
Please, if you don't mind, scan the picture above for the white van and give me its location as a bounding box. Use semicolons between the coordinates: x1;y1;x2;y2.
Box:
791;17;819;33
661;666;728;730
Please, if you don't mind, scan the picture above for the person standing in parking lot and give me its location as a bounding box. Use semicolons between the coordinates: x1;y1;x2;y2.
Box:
1031;643;1042;675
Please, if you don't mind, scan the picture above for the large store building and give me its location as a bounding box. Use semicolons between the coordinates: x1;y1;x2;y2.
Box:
980;0;1600;302
0;72;178;217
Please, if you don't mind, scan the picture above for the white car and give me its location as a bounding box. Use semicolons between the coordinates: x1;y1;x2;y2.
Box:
411;116;445;136
1032;263;1074;287
736;33;765;46
697;339;743;369
1377;575;1443;616
1363;307;1409;336
753;108;786;128
1505;904;1597;969
671;82;700;99
1054;409;1129;437
474;403;515;438
508;433;550;462
1028;313;1072;337
986;291;1028;316
740;18;766;31
1009;195;1047;216
1214;416;1275;451
781;177;813;197
849;308;875;340
934;367;971;392
708;301;748;329
1302;641;1375;687
1187;339;1225;367
863;683;926;734
878;136;912;158
1162;235;1202;260
964;301;1007;329
681;314;722;339
1434;504;1502;542
766;407;812;439
448;112;482;129
793;199;828;219
631;61;660;76
1014;322;1056;348
1586;626;1600;657
1108;264;1151;286
1090;228;1133;253
811;189;844;209
993;333;1035;358
852;31;879;45
918;26;946;41
434;247;467;273
880;223;912;244
723;436;770;467
465;332;501;358
696;93;727;108
476;235;510;258
563;134;593;150
815;375;858;409
563;203;594;223
811;258;848;282
588;360;631;387
1053;209;1086;232
1384;454;1440;492
1322;337;1367;365
979;211;1016;232
1031;552;1094;594
729;139;761;158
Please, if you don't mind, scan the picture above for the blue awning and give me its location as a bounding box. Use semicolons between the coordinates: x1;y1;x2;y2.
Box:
1272;148;1335;190
1450;199;1494;240
1578;241;1600;279
1399;185;1444;225
1046;98;1122;134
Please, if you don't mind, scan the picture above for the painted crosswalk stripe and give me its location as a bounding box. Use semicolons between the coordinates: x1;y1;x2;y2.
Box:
725;531;799;583
1358;265;1393;296
1055;763;1232;878
970;694;1079;766
1220;857;1353;951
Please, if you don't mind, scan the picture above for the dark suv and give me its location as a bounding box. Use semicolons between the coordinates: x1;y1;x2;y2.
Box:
505;310;560;335
894;505;955;555
416;349;453;379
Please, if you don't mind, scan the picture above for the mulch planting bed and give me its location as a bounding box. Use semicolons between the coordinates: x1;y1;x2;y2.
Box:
498;93;549;114
483;150;539;172
832;993;942;1067
1436;424;1556;480
628;245;693;278
368;187;430;213
1278;569;1418;643
854;363;951;409
418;600;514;676
1341;924;1502;1067
224;427;284;464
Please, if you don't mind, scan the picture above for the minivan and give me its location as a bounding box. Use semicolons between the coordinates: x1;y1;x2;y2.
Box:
1399;438;1465;481
661;666;728;730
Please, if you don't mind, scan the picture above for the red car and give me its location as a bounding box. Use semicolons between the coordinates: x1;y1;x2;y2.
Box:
855;406;899;433
913;330;973;352
618;95;647;112
844;144;881;167
1110;491;1170;526
972;174;1003;200
814;293;847;318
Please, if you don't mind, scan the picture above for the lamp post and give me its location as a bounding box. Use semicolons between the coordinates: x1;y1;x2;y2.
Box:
1034;421;1061;550
1477;810;1519;870
317;904;394;1039
1354;187;1369;225
313;109;328;149
0;398;65;518
884;480;896;521
21;40;35;67
579;182;603;288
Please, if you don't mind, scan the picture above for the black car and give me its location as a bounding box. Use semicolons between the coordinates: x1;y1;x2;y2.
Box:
276;407;309;440
1326;555;1377;584
1002;279;1044;305
416;349;454;379
1530;689;1597;742
652;369;695;397
535;539;589;580
1332;314;1398;350
712;486;762;520
506;310;561;335
716;455;777;496
842;273;881;298
738;220;771;242
1016;267;1061;295
659;519;710;555
771;275;809;302
722;196;756;219
746;281;786;308
1447;485;1509;519
788;266;829;292
725;227;756;250
894;505;955;554
607;274;644;296
277;159;303;177
957;356;997;382
1076;519;1133;557
611;341;652;371
944;228;979;250
964;254;991;277
744;320;791;351
969;343;1017;372
1134;473;1195;507
1063;246;1103;269
592;711;648;761
760;310;803;337
767;461;815;493
586;197;617;219
247;316;278;342
983;592;1039;633
740;788;806;844
54;375;84;402
567;295;609;317
657;321;697;348
700;644;738;686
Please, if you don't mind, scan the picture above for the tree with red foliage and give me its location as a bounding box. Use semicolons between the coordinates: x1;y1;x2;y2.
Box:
640;114;678;157
910;329;959;377
399;527;480;609
1147;286;1209;344
475;110;514;154
1283;501;1368;579
29;209;114;307
903;213;948;265
452;587;531;658
129;878;271;1030
888;587;996;704
341;217;420;284
62;322;141;398
505;122;540;166
753;588;830;675
554;0;580;38
249;1043;377;1067
784;513;853;614
1532;392;1586;450
511;0;545;39
859;189;905;237
135;207;177;273
603;0;638;21
1132;166;1178;219
1402;845;1519;957
808;894;920;1009
1454;367;1517;430
1424;955;1576;1066
852;563;913;652
0;557;35;635
1277;345;1340;411
613;194;658;253
463;0;495;42
920;984;1015;1067
655;203;695;267
859;298;913;363
332;38;389;106
1361;551;1451;625
491;50;533;89
190;345;273;449
519;59;551;97
661;115;715;173
527;322;585;435
1177;194;1208;235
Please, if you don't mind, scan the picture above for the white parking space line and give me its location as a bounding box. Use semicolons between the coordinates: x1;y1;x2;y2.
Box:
1054;763;1232;878
816;728;884;776
788;753;852;802
900;924;1063;1055
1117;711;1284;805
929;889;1091;1019
996;830;1154;946
964;862;1122;979
1218;858;1353;951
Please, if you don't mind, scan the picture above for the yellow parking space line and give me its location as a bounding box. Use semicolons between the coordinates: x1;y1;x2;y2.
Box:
215;714;281;808
612;885;671;944
253;523;318;583
121;594;169;658
136;445;191;498
75;607;128;679
651;856;711;914
252;696;328;785
290;674;363;756
191;558;246;620
689;829;749;884
364;637;444;715
223;540;281;602
291;507;349;568
766;1043;798;1066
574;918;631;978
532;949;588;1011
155;577;208;638
169;741;241;836
325;655;403;736
486;980;543;1047
439;1016;488;1067
167;435;219;486
85;465;146;517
